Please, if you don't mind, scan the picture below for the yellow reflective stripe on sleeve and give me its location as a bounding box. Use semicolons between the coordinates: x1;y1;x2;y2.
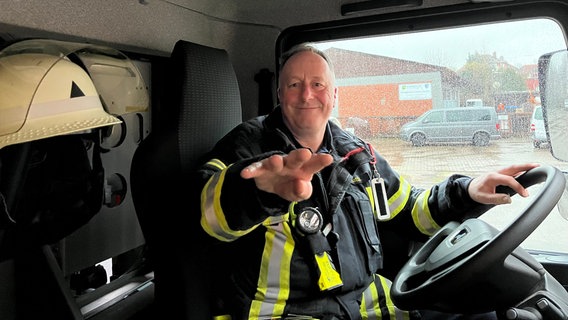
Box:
201;167;256;242
411;189;440;236
207;158;227;171
387;176;412;219
249;221;294;319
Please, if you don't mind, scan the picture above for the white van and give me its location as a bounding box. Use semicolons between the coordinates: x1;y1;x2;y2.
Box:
399;107;501;146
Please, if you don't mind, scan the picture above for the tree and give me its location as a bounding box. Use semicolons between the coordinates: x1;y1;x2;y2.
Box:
458;54;495;104
458;52;527;106
495;67;526;91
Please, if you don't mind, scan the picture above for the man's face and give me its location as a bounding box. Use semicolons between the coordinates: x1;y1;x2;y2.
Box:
278;50;337;140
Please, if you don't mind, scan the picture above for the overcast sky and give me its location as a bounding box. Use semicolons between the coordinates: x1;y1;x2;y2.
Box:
316;18;566;70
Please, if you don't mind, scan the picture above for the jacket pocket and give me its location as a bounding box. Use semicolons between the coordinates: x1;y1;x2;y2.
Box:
338;190;383;280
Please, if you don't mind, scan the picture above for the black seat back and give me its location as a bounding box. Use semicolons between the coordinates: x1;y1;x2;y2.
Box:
130;40;242;319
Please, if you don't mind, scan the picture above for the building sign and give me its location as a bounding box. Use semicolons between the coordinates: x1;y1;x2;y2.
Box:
399;83;432;100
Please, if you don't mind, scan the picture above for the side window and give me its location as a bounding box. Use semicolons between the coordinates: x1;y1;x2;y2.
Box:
446;110;464;122
314;18;568;253
476;111;491;121
464;110;491;121
424;111;442;123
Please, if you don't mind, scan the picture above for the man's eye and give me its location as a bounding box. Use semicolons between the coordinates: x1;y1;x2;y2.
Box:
313;83;326;90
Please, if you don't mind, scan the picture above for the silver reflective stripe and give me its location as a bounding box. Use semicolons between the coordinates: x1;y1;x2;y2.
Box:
361;280;381;320
250;221;294;318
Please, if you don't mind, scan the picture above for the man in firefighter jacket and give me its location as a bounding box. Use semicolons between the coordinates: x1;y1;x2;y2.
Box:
195;43;536;319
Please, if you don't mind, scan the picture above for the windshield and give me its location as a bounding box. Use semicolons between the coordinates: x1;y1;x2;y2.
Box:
314;18;568;253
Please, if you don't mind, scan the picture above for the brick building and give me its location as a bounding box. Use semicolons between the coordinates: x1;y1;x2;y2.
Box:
324;48;466;136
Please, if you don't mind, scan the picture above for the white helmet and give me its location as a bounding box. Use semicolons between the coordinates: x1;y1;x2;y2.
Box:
78;50;149;116
2;38;150;116
0;52;122;149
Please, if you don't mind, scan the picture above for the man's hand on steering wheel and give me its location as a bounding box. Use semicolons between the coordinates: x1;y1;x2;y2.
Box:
468;163;539;205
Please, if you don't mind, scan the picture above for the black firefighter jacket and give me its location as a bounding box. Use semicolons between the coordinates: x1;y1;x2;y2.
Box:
195;107;487;319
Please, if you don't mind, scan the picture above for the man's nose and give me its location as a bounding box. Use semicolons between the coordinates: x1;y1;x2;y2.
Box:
301;84;314;100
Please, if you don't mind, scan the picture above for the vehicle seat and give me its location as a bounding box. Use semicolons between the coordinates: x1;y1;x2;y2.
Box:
130;40;243;319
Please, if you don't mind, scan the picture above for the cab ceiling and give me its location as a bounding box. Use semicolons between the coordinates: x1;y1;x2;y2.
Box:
0;0;468;55
167;0;468;28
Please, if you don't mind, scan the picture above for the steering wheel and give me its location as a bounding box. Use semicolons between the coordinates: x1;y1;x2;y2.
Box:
390;165;567;314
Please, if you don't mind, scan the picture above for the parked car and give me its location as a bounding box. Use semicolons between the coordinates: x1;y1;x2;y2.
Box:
530;105;548;148
399;107;501;146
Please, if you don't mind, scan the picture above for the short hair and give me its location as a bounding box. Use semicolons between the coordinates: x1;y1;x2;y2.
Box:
278;42;335;74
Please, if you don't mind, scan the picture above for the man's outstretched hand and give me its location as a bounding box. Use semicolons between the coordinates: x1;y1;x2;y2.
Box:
240;148;333;202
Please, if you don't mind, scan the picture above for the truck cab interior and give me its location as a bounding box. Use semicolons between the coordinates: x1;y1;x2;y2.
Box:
1;1;568;319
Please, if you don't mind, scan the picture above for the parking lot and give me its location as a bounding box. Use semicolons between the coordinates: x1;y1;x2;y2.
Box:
371;136;565;187
369;136;568;253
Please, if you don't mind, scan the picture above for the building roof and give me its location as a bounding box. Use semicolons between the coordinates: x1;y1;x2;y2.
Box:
324;47;467;87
